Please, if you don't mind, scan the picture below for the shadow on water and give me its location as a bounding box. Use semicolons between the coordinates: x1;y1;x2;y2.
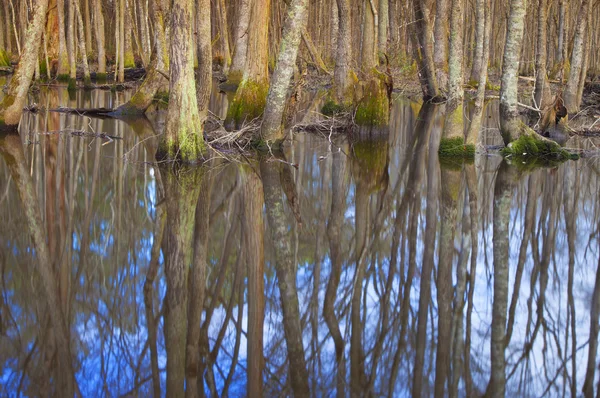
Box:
1;84;600;396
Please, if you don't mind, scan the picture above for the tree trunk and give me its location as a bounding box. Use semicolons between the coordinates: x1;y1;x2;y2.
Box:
74;0;91;87
57;0;70;78
434;0;449;89
159;0;206;161
226;0;250;86
0;0;50;129
469;0;485;83
115;0;169;114
534;0;553;111
83;0;92;53
411;0;440;99
118;0;126;82
564;0;590;113
196;0;212;123
499;0;529;143
94;0;106;80
67;0;77;88
124;0;135;68
378;0;388;61
225;0;271;129
260;0;309;144
333;0;354;104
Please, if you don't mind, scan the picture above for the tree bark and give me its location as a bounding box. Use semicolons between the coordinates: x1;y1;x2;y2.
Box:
227;0;250;85
94;0;106;79
0;0;50;128
434;0;449;89
57;0;69;78
411;0;440;99
333;0;354;103
261;0;309;144
160;0;206;161
564;0;590;113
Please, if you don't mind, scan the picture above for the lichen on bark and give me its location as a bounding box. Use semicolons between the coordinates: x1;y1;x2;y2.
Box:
355;76;389;126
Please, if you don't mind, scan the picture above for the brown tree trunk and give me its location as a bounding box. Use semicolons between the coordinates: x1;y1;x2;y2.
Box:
333;0;354;104
564;0;590;113
94;0;106;80
434;0;449;89
226;0;250;86
261;0;309;144
411;0;440;99
0;0;50;128
159;0;206;161
57;0;70;78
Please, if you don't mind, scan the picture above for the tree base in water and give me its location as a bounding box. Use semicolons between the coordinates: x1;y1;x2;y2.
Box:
95;73;107;84
157;133;206;163
501;133;578;162
226;78;268;129
355;78;389;126
0;50;9;67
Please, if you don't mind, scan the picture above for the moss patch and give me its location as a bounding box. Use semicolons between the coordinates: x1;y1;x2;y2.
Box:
67;78;77;91
321;99;346;116
95;72;107;83
439;137;476;157
226;78;269;129
355;78;389;126
57;73;70;82
0;49;9;67
153;90;170;104
501;134;578;163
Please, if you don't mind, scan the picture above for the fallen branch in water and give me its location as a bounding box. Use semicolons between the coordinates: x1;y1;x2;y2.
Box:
49;106;116;117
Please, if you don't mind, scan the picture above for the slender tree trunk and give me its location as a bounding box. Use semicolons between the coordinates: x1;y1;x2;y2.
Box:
534;0;553;111
227;0;250;86
83;0;92;52
0;0;50;128
95;0;106;80
411;0;440;99
333;0;354;103
261;0;309;144
57;0;70;78
225;0;271;128
469;0;485;83
74;0;91;87
434;0;449;89
217;0;231;72
67;0;77;88
196;0;212;122
378;0;388;61
564;0;590;113
124;0;135;67
118;0;126;81
159;0;206;161
115;0;168;114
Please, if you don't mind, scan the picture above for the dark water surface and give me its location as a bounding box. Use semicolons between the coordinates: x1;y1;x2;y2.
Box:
1;81;600;397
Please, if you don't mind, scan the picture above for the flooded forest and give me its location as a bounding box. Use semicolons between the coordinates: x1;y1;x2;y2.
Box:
1;0;600;396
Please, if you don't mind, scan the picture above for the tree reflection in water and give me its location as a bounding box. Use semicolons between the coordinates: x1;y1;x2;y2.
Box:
1;89;600;397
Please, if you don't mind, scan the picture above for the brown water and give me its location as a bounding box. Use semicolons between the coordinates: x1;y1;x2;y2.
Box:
1;81;599;397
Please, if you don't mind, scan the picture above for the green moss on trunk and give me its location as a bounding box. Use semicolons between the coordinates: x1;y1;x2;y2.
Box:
124;52;136;68
226;78;268;129
57;73;70;82
67;78;77;91
0;50;11;67
157;130;206;163
355;78;389;126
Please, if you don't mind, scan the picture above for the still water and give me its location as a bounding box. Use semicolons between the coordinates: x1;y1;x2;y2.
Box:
0;82;599;397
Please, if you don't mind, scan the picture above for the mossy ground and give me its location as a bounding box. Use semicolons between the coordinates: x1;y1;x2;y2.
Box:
439;137;476;157
226;79;268;129
501;134;578;164
355;78;389;126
